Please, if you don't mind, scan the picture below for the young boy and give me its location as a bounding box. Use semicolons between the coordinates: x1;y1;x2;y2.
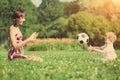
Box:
88;32;117;61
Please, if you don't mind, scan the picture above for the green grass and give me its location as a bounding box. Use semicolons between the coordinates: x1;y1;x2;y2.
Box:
0;50;120;80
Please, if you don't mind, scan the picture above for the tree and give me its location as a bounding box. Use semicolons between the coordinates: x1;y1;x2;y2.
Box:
110;20;120;48
36;0;68;38
40;17;68;38
91;15;111;45
67;11;93;38
64;1;85;17
36;0;65;25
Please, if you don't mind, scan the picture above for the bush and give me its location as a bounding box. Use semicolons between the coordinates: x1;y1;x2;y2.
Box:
0;40;8;51
26;42;87;51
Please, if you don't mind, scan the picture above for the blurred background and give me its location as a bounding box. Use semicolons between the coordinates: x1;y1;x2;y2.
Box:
0;0;120;50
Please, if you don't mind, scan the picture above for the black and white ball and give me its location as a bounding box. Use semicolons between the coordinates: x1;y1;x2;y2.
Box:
77;33;89;45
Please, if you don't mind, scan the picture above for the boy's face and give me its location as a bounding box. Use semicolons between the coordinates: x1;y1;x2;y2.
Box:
104;35;111;44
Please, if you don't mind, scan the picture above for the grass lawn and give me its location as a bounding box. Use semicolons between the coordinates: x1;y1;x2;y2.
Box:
0;50;120;80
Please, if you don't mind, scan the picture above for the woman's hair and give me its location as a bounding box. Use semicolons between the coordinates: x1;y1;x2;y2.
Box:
13;9;26;19
105;32;117;43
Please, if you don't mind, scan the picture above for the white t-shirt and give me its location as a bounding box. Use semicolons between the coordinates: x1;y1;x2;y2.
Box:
100;43;117;60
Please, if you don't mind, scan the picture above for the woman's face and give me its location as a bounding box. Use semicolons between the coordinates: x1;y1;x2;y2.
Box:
16;17;25;26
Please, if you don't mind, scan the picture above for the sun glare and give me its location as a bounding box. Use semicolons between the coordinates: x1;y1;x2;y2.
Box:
107;0;120;3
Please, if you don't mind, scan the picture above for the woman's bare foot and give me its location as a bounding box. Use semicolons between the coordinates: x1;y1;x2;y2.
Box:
27;54;43;62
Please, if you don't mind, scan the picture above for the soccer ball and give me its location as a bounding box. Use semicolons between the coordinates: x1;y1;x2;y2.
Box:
77;33;89;45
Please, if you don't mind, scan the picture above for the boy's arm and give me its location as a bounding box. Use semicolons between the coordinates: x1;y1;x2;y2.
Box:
88;45;105;53
92;47;105;53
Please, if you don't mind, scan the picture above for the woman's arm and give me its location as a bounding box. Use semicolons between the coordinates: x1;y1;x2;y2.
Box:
9;27;38;49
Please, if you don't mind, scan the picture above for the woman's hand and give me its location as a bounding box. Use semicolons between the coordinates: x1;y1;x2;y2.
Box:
28;32;39;42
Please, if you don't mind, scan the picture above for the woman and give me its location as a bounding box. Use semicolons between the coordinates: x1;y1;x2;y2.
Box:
8;9;42;61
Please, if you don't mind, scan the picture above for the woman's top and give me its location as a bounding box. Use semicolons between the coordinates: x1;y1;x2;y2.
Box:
8;33;24;60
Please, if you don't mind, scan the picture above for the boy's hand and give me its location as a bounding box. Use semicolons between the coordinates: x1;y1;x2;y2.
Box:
88;45;94;52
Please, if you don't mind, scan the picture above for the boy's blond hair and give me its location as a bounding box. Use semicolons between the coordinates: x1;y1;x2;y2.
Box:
105;32;117;43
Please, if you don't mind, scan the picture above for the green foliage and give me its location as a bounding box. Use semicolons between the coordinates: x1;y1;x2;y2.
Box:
39;17;68;38
110;20;120;36
26;42;84;51
37;0;65;25
0;50;120;80
64;1;85;17
110;20;120;48
0;40;8;51
0;0;12;26
49;17;68;38
90;16;111;45
0;30;7;44
67;11;93;38
35;0;68;38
